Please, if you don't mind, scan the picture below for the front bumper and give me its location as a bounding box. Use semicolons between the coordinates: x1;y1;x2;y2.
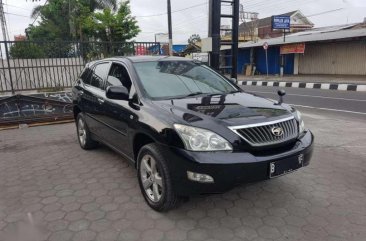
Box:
165;130;314;196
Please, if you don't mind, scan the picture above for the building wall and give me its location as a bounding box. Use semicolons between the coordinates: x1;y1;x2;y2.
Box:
224;49;251;74
255;47;281;75
299;41;366;75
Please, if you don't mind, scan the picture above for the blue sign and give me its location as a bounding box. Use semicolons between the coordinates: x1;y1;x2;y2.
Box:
272;16;291;30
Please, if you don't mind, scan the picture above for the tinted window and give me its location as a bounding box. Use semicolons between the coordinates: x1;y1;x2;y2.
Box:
80;67;92;85
106;64;132;92
90;63;109;89
133;61;237;99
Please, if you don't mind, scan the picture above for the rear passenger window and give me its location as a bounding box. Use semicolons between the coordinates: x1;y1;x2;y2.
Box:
80;67;92;85
90;63;109;89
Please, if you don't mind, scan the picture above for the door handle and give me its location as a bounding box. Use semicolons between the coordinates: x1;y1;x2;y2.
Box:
97;98;105;104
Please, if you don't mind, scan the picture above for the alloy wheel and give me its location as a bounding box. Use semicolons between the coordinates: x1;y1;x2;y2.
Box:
78;118;86;146
140;154;164;202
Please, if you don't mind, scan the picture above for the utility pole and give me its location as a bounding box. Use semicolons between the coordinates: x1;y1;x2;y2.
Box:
208;0;240;79
0;0;9;41
167;0;173;56
208;0;221;71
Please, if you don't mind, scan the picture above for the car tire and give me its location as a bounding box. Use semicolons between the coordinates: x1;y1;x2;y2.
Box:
137;143;182;211
76;113;98;150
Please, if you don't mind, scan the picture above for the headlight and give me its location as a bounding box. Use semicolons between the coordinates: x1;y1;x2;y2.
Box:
294;110;305;133
174;124;233;151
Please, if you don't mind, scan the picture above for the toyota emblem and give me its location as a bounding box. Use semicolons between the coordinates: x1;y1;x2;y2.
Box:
271;127;284;137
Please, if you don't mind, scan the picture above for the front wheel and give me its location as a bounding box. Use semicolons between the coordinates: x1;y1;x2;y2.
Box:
137;143;182;211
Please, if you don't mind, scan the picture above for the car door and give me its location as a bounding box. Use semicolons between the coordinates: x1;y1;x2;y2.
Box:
98;62;136;157
80;62;110;138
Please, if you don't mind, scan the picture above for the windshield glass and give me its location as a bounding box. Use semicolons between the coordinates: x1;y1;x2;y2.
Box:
133;60;238;99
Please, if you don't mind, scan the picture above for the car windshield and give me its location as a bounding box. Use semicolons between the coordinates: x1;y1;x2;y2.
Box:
133;60;238;99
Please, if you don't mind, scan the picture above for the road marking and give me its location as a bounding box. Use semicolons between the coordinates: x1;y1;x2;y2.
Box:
291;104;366;115
338;84;348;91
248;91;366;102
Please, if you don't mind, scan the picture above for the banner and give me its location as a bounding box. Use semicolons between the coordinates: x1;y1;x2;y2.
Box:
280;43;305;54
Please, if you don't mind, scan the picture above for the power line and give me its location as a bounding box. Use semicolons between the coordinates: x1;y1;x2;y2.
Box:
305;8;344;18
135;2;207;18
4;12;30;18
236;0;314;18
3;3;29;11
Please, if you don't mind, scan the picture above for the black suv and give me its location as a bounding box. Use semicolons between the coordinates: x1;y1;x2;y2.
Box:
72;56;314;211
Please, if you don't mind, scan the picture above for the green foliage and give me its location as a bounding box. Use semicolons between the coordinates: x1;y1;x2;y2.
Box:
13;0;139;59
9;42;45;59
27;0;120;41
82;1;140;42
9;41;75;59
28;0;71;41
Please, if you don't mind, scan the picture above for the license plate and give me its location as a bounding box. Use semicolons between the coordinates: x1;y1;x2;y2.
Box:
269;154;304;178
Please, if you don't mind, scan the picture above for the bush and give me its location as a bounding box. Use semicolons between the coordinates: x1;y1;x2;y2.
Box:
9;42;45;59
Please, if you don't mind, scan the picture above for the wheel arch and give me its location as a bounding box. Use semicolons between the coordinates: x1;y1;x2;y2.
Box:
73;105;82;120
133;132;157;166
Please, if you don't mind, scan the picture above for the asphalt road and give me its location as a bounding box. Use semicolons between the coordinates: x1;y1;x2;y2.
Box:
241;86;366;120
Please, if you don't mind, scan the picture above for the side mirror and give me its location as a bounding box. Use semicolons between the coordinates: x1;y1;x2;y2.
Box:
106;86;129;101
276;89;286;105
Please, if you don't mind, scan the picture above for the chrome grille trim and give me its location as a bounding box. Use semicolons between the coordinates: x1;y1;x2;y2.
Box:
229;116;298;146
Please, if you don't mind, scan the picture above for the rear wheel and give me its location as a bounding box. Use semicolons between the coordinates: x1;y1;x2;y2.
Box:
137;143;182;211
76;113;97;150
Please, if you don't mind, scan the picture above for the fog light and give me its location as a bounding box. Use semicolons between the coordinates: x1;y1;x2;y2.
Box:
187;171;214;183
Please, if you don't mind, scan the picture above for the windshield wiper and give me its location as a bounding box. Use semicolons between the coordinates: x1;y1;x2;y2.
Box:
176;92;204;99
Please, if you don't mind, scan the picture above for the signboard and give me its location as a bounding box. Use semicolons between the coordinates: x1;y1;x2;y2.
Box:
201;37;212;52
263;42;268;50
192;53;209;63
280;43;305;54
272;16;291;30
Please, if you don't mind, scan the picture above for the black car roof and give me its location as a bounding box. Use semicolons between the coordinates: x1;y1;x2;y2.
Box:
106;55;193;63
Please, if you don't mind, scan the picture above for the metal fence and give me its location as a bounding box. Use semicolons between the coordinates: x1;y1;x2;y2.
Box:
0;41;161;94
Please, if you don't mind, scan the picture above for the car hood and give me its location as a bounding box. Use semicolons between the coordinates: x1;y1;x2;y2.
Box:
152;92;293;127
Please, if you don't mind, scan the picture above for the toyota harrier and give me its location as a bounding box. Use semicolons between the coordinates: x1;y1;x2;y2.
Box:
72;56;314;211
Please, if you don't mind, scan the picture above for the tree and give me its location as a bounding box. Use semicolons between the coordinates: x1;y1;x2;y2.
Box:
28;0;71;41
83;1;140;42
80;1;140;58
9;42;44;59
188;34;201;45
28;0;118;41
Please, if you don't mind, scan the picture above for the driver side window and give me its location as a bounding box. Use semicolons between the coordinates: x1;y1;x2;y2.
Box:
106;63;132;93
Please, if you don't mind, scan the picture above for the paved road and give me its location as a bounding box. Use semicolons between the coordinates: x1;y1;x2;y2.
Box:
241;86;366;118
1;92;366;241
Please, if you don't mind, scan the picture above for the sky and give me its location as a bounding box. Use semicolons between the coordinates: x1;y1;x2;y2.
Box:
2;0;366;43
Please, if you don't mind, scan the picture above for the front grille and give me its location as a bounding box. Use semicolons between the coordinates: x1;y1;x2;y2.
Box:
229;117;298;147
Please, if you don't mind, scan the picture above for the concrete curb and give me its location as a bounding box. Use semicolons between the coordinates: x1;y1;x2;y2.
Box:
237;80;366;91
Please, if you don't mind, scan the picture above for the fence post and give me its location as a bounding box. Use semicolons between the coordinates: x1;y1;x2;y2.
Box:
4;41;15;94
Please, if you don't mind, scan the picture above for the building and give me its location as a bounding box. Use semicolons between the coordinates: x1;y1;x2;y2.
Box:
239;10;314;40
14;35;26;41
223;23;366;76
